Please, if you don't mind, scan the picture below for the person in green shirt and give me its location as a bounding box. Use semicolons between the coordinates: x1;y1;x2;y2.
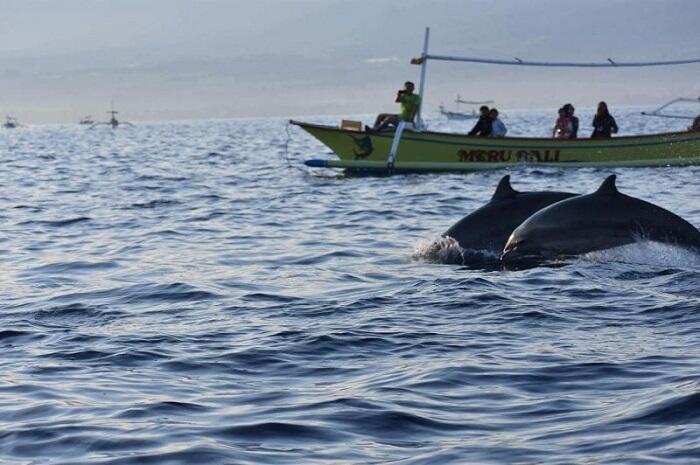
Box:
369;81;421;132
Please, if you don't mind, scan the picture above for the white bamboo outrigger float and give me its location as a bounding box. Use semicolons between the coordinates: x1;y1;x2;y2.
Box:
380;27;700;171
456;98;494;105
641;97;700;120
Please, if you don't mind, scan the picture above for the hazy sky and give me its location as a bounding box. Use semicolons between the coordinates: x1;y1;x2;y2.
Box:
1;0;698;123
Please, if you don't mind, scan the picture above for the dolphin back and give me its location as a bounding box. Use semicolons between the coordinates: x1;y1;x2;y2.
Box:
444;189;577;253
502;175;700;266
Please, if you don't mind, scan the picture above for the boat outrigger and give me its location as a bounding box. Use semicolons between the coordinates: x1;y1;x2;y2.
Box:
296;28;700;173
641;97;700;120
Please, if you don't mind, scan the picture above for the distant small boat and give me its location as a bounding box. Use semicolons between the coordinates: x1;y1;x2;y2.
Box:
79;115;95;125
88;102;135;129
439;96;493;120
3;115;20;129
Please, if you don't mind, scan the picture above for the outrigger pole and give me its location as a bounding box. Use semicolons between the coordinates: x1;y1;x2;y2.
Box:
641;97;700;120
411;26;700;130
415;28;430;130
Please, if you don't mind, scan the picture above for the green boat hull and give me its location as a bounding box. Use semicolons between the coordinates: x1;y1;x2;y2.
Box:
292;120;700;171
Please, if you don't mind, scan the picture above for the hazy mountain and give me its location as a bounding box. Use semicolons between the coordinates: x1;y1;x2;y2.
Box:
1;0;698;123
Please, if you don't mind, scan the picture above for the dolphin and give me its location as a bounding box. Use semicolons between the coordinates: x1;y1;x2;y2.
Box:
501;174;700;267
443;175;577;255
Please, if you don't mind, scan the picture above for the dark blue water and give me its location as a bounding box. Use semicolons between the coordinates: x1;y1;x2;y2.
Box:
1;111;700;464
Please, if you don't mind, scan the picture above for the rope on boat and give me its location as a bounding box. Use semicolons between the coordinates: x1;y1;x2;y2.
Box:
412;55;700;68
283;122;315;176
283;122;292;168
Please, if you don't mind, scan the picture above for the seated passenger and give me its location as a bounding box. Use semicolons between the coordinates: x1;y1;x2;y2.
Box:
591;101;618;138
689;116;700;132
552;107;572;139
468;106;492;137
489;109;507;137
369;81;421;132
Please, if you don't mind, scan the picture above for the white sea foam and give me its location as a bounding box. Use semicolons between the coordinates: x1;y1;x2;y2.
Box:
413;236;500;265
582;241;700;268
415;236;700;269
413;236;463;264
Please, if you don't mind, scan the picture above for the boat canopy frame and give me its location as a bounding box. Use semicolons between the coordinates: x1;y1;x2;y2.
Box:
410;27;700;130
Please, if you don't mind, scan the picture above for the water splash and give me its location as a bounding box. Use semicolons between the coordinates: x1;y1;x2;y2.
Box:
583;240;700;268
413;236;500;266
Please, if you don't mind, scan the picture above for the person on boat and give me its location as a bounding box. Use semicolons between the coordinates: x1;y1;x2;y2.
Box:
489;108;507;137
369;81;421;132
552;107;573;139
468;106;492;136
564;103;579;138
689;116;700;132
591;101;618;138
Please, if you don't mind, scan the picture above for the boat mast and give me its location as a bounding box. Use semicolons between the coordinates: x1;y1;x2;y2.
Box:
415;27;430;131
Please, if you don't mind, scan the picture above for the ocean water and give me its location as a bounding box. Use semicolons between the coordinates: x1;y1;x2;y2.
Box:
1;108;699;464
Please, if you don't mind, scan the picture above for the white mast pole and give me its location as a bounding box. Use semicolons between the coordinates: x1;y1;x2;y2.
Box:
416;27;430;131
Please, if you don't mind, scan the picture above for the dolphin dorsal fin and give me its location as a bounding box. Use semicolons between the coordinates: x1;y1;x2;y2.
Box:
491;175;518;201
595;175;618;195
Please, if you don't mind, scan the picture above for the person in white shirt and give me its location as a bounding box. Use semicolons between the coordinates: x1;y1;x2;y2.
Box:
489;108;507;137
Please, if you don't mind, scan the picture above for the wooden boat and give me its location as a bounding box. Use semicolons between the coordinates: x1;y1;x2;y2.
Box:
438;107;477;121
438;96;492;121
88;103;135;129
296;28;700;173
296;121;700;172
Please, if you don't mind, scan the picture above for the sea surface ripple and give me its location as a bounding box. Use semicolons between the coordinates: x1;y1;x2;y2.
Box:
1;109;699;464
